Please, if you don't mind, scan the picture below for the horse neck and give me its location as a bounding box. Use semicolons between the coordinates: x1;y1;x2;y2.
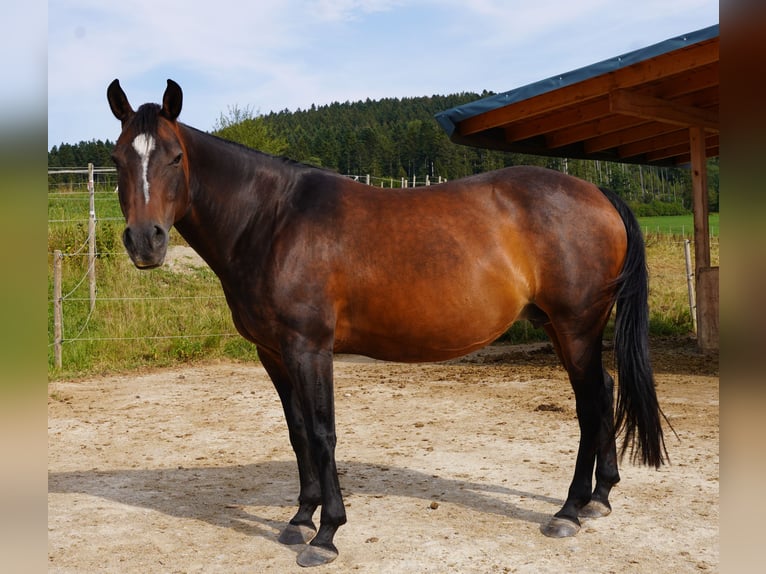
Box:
173;125;287;280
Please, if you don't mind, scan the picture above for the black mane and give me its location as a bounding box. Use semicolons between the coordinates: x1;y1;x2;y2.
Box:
130;103;161;135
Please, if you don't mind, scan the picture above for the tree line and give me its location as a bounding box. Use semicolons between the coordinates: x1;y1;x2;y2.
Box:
48;92;718;214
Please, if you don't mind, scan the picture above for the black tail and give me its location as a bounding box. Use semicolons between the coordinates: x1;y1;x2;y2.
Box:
600;187;668;468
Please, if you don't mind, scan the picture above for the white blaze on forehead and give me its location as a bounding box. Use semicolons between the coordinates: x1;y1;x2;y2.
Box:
132;133;156;204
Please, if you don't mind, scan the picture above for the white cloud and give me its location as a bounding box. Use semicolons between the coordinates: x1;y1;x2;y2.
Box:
307;0;405;21
47;0;718;146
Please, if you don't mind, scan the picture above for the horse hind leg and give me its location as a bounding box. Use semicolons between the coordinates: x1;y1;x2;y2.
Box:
539;324;620;538
578;368;620;519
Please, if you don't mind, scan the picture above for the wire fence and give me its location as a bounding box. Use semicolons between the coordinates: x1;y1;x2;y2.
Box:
47;165;241;371
48;165;719;372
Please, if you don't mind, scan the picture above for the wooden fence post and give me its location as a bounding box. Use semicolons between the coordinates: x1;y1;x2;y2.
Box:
53;250;63;369
88;163;96;312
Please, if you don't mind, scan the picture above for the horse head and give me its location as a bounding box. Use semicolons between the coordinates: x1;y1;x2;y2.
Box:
107;79;190;269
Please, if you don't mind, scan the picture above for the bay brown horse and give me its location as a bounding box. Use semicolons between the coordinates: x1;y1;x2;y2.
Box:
107;79;666;567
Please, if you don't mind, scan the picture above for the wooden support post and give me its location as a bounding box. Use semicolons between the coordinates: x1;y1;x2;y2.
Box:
689;126;717;350
697;267;719;350
690;128;710;269
53;250;63;369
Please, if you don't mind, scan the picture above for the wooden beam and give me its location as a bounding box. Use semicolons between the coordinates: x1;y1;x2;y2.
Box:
616;128;691;159
503;97;611;142
645;134;718;163
584;120;677;154
550;83;717;149
690;126;710;269
548;114;644;149
456;38;718;137
641;61;718;97
610;89;719;131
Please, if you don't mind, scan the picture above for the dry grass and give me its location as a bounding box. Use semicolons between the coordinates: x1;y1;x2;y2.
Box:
644;234;719;334
49;223;718;379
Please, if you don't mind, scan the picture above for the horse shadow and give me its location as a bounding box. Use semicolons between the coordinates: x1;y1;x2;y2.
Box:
48;459;562;549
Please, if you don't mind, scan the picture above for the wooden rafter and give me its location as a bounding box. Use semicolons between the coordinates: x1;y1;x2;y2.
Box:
438;27;719;167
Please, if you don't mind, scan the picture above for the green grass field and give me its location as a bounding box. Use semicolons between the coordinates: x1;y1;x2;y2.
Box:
638;213;719;237
48;188;719;379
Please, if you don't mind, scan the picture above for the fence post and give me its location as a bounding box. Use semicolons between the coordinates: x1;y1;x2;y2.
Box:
88;163;97;312
684;239;697;334
53;250;63;369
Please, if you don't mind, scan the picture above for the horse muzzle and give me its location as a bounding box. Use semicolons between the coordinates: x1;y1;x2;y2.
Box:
123;223;169;269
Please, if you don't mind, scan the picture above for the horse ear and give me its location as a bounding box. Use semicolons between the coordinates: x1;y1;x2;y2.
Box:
107;79;134;123
161;79;183;121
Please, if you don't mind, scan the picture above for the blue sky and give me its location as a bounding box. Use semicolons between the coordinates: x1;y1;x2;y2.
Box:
47;0;718;149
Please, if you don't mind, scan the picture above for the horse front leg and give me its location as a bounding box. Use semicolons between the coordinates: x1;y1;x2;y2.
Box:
280;342;346;567
257;347;321;546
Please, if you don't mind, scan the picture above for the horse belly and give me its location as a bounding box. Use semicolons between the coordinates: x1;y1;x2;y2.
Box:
335;274;527;363
328;184;538;362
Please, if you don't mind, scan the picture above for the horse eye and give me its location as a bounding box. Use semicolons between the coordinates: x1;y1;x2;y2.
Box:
171;153;183;166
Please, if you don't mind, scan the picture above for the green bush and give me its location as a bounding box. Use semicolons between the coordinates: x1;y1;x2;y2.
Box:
630;200;689;217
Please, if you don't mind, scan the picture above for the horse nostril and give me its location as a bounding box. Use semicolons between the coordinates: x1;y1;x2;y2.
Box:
122;225;166;252
122;227;134;250
152;225;167;249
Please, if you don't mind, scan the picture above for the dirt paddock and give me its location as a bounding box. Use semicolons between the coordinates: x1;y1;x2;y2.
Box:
48;339;718;573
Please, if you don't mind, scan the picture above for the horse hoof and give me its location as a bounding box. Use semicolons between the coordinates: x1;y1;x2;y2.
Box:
541;517;581;538
296;544;339;567
579;500;611;518
278;523;316;545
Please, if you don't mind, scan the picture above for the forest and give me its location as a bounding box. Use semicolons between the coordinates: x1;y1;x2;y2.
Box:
48;91;719;215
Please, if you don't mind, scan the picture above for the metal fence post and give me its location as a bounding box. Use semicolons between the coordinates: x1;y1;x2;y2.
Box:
88;163;97;312
684;239;697;334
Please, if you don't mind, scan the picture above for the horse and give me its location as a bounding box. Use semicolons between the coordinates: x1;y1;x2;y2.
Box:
107;78;667;567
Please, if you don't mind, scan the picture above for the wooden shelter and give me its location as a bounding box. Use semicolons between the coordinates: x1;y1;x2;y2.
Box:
436;25;719;350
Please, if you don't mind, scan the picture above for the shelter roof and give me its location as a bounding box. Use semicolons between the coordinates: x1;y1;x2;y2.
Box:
435;25;719;166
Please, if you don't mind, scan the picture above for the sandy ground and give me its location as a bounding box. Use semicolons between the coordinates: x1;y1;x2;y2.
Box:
48;340;718;573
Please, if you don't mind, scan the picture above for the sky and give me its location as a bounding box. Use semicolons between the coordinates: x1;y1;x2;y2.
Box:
47;0;718;149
